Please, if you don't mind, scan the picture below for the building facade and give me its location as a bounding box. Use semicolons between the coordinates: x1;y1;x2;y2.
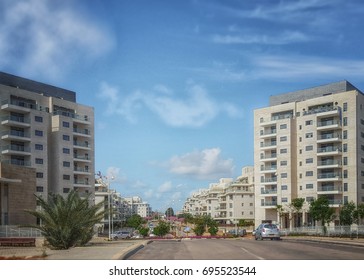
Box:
183;166;255;225
0;71;95;225
254;81;364;228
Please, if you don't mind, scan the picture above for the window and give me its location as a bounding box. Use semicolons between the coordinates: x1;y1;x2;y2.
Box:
35;130;43;136
63;148;70;154
250;211;253;215
280;160;287;166
306;132;313;138
36;186;43;192
280;136;287;142
306;171;313;177
35;116;43;122
343;157;348;165
343;117;348;126
35;144;43;150
344;196;348;204
343;130;347;139
250;203;253;206
63;161;70;167
282;197;288;203
306;120;313;126
63;188;70;193
280;124;287;129
63;121;70;128
241;211;244;215
63;135;70;141
241;203;244;206
229;203;233;208
344;170;348;178
344;144;348;152
281;185;288;190
305;145;313;151
306;184;314;189
306;197;314;202
35;158;43;164
344;183;348;192
280;148;287;154
63;174;70;180
306;158;313;164
343;102;348;112
281;173;288;178
36;172;43;178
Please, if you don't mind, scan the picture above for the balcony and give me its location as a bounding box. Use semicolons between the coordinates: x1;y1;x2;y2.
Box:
0;115;30;128
260;154;277;162
261;200;278;208
317;133;341;144
261;188;277;195
317;185;342;194
1;158;31;167
74;179;91;188
260;141;277;150
317;172;342;182
73;141;91;150
303;107;339;117
73;154;91;162
317;159;342;169
317;119;341;130
261;177;277;185
74;167;91;175
317;146;342;156
1;130;31;142
260;165;277;174
1;144;31;156
260;129;277;139
73;128;91;137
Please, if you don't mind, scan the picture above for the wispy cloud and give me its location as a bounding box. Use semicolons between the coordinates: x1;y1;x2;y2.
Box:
98;81;243;128
213;31;310;45
0;0;114;79
252;55;364;80
164;148;235;180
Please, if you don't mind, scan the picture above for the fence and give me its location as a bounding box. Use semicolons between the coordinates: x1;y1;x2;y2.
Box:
280;225;364;238
0;226;42;238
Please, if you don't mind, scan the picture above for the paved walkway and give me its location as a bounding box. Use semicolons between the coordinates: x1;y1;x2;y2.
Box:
0;237;149;260
1;236;363;260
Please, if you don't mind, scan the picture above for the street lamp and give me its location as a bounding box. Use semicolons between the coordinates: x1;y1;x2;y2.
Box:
106;175;114;241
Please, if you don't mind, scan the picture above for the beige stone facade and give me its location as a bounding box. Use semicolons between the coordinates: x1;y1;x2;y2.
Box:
254;81;364;228
0;72;94;225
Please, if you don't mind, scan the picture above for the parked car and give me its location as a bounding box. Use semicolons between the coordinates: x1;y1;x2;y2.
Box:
110;231;131;240
254;223;280;240
228;229;247;236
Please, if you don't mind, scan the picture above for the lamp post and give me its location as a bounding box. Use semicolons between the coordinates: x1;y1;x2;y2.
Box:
106;175;114;241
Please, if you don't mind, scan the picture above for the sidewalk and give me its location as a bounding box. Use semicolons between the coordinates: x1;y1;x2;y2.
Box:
0;237;149;260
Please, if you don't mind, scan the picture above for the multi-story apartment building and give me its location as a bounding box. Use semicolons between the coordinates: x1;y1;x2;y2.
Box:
124;196;152;218
0;71;94;225
254;81;364;228
183;166;255;225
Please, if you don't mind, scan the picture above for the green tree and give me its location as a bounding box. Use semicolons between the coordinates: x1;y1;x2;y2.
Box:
165;207;174;217
207;218;219;236
25;191;105;249
353;204;364;225
339;201;356;226
309;196;335;235
289;198;305;227
126;214;145;229
153;221;170;237
138;227;149;237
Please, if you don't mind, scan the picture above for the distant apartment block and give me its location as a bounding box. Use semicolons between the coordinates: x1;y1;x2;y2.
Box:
254;81;364;228
124;196;152;218
183;166;255;224
0;71;95;225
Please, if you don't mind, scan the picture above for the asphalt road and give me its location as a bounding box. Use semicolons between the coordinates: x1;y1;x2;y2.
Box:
127;238;364;260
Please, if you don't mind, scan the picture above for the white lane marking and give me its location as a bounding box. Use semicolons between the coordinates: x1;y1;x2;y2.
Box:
241;247;265;260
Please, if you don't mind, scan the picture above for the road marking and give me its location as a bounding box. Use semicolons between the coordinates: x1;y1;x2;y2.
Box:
241;247;265;260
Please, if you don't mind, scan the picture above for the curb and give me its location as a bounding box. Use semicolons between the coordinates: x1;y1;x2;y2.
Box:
118;240;152;260
282;237;364;248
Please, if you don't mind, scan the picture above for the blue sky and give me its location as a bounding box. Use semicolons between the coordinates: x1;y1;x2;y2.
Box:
1;0;364;212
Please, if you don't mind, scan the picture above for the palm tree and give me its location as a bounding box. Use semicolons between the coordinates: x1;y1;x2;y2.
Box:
25;191;105;249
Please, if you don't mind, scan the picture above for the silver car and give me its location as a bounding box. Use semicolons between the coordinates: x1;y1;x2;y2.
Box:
254;223;280;240
110;231;131;240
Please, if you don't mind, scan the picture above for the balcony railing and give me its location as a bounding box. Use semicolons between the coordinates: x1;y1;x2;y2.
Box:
2;145;31;153
317;146;342;153
318;159;342;166
317;185;342;192
1;130;30;138
0;115;30;124
261;188;277;194
317;173;342;179
261;201;278;207
261;178;277;183
317;120;341;127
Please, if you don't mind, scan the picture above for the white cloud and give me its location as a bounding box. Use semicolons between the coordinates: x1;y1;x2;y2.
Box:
0;0;113;79
253;55;364;80
166;148;235;180
158;181;173;193
98;82;243;128
213;31;310;45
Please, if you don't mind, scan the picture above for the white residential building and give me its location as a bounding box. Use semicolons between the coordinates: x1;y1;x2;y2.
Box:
0;71;94;225
254;81;364;228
